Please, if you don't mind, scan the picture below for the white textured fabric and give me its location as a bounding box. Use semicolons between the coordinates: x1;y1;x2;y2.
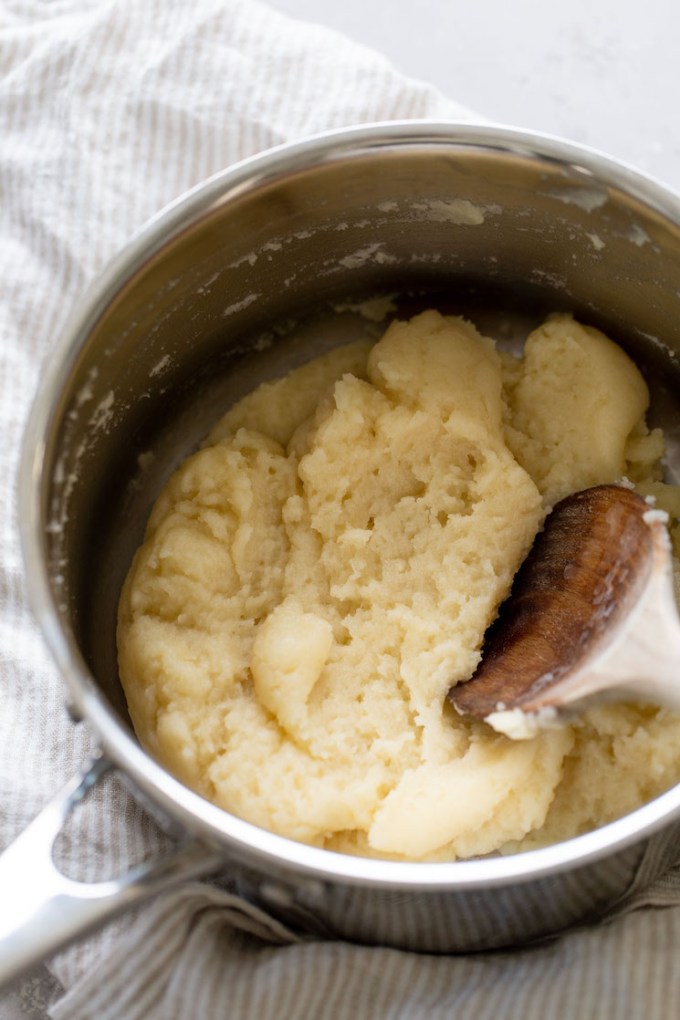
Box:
0;1;680;1017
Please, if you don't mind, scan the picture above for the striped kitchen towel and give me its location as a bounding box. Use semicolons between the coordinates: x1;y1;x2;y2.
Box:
0;1;679;1018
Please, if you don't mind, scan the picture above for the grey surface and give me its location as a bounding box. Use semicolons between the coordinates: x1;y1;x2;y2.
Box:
268;0;680;191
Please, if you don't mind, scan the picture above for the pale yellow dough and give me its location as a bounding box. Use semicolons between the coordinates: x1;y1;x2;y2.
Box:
118;311;680;860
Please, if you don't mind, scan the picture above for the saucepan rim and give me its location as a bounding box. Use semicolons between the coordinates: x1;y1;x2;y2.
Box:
19;119;680;891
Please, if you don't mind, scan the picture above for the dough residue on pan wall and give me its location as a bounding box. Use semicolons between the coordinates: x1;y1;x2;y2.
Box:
117;310;680;861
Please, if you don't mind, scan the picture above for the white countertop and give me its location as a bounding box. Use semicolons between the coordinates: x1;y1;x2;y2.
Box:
269;0;680;192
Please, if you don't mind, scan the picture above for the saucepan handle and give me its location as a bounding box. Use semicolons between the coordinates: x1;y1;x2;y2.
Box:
0;754;224;988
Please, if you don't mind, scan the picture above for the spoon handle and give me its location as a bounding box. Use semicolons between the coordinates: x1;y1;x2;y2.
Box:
556;519;680;712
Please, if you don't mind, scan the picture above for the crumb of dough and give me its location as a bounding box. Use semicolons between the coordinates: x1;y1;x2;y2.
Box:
117;310;680;861
502;314;649;506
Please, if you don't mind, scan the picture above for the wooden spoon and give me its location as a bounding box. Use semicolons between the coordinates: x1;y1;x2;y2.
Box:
448;484;680;738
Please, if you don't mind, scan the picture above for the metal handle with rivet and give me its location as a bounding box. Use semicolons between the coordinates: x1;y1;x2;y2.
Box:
0;754;223;988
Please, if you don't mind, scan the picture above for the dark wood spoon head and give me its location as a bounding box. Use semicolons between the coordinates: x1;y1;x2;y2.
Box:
448;484;656;720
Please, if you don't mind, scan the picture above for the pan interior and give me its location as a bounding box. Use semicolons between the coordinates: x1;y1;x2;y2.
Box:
37;138;680;739
79;282;680;723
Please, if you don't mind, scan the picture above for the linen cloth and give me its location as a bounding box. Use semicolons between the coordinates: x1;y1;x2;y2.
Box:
1;1;680;1017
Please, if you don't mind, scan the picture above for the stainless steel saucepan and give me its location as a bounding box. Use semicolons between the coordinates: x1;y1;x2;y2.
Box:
3;121;680;984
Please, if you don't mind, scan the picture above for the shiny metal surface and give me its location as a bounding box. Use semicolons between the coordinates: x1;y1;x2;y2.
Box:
11;121;680;969
0;756;222;986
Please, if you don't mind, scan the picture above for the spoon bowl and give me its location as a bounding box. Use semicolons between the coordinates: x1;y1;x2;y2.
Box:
449;484;680;737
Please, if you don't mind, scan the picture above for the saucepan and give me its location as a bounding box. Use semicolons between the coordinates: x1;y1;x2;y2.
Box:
3;121;680;984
